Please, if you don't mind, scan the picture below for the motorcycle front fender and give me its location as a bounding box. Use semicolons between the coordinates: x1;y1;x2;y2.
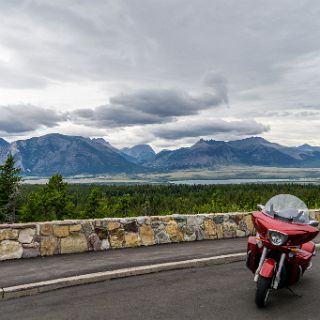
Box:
259;258;276;278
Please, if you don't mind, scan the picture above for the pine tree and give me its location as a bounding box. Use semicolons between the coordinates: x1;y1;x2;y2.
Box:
0;154;22;223
82;188;109;218
20;174;75;222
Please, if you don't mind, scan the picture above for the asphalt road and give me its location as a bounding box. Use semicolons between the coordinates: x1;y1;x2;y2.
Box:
1;255;320;320
0;238;247;287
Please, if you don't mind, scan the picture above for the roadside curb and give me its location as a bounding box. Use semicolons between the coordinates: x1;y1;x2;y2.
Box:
0;252;246;301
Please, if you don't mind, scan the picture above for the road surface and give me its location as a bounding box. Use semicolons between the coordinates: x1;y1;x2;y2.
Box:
0;238;247;287
1;255;319;319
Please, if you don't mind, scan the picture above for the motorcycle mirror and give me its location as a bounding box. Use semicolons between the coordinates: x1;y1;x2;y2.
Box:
309;220;319;228
257;204;264;211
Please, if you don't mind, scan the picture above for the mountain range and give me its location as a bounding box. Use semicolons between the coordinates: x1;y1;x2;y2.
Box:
1;134;320;176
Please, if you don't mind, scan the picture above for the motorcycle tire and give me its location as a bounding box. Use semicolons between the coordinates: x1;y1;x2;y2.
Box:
255;275;272;308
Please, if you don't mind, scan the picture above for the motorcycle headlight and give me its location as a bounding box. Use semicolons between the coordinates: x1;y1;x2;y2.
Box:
267;230;288;246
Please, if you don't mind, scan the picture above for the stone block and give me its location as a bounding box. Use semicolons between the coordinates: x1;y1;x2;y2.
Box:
213;215;224;224
40;224;53;236
88;233;102;251
165;220;183;242
155;230;170;244
0;229;19;241
81;222;94;236
69;224;82;233
186;215;204;227
230;214;242;225
223;230;236;238
95;228;108;240
173;216;187;225
314;211;320;222
137;216;147;225
195;226;205;241
183;225;196;241
109;228;125;248
53;226;70;238
18;228;36;244
216;224;224;239
22;243;40;258
0;240;23;260
203;219;217;240
123;220;138;233
238;220;247;232
61;234;88;254
40;236;59;256
223;222;237;233
107;221;121;231
101;239;110;250
159;216;172;223
139;224;155;246
151;220;165;230
244;215;254;233
124;232;141;247
236;229;246;237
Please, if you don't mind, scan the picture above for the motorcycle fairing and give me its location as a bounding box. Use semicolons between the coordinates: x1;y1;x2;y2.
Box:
252;211;319;245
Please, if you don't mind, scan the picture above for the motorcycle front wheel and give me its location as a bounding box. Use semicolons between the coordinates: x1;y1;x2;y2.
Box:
255;276;272;308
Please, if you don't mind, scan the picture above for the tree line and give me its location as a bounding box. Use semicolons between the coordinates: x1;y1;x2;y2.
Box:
2;155;320;223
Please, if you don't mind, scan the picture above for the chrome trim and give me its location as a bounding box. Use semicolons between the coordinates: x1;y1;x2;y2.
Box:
273;253;286;289
254;246;268;282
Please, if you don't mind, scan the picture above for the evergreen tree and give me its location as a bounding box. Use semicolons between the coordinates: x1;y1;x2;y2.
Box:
0;154;21;223
20;174;74;222
82;188;109;218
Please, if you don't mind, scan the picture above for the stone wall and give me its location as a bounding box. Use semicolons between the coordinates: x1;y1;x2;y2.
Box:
0;210;319;261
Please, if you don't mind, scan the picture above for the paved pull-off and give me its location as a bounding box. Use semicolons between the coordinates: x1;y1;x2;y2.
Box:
1;236;320;319
0;237;247;288
1;255;319;319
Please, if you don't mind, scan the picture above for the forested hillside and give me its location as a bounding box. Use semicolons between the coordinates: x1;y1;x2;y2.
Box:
17;183;320;222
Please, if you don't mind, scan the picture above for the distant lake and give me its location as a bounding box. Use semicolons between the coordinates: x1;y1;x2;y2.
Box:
22;177;320;185
169;178;320;185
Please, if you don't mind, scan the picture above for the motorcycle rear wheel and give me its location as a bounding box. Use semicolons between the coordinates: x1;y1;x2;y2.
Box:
255;276;272;308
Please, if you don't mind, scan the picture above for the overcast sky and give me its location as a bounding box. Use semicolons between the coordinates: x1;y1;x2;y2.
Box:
1;0;320;150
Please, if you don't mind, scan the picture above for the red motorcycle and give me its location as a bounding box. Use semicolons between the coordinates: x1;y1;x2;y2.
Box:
246;194;319;308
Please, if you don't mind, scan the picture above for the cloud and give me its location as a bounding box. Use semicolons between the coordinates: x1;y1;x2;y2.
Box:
0;105;67;133
152;119;269;140
202;71;229;105
1;1;320;147
72;88;227;127
0;1;159;88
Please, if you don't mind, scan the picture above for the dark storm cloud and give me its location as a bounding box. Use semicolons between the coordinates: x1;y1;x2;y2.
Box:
72;88;227;127
0;105;67;133
152;119;269;140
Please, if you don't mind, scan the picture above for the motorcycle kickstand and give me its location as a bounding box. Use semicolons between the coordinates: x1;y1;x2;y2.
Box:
286;286;303;298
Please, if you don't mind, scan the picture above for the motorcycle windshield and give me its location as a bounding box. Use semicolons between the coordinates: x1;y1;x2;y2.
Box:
263;194;310;224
